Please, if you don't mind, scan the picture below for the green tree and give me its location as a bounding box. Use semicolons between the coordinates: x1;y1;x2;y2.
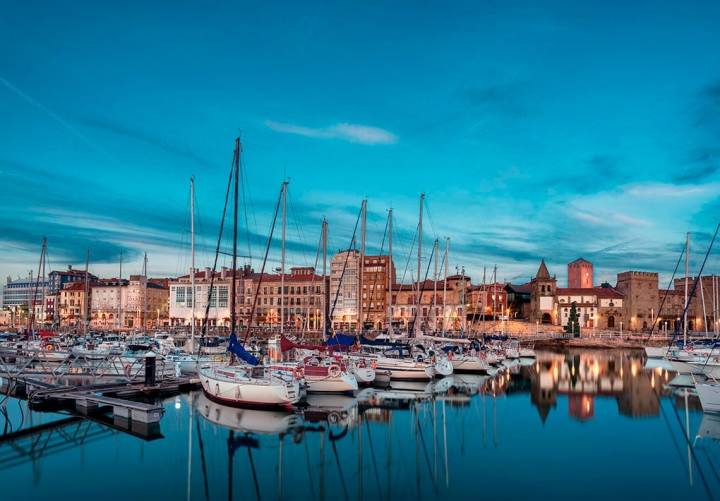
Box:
565;301;580;337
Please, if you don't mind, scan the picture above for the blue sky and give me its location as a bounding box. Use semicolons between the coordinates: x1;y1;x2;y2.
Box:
2;1;720;287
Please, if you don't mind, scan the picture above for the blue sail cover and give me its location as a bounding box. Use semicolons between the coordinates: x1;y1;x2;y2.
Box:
227;333;259;365
359;335;405;348
326;333;356;347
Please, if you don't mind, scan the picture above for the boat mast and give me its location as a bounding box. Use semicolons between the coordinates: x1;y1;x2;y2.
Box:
84;249;89;336
231;138;240;342
442;238;448;335
684;232;690;346
416;193;424;337
117;250;123;331
280;181;287;335
40;238;46;328
190;176;196;350
387;208;393;336
322;218;329;337
433;239;439;333
143;252;148;333
359;199;367;332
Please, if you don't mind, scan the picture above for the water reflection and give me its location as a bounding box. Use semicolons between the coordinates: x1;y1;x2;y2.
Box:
1;349;719;500
525;349;674;421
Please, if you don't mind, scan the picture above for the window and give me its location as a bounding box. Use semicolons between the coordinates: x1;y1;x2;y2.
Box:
218;286;228;308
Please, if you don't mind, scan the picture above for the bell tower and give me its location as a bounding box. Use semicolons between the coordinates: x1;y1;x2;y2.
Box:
531;259;557;323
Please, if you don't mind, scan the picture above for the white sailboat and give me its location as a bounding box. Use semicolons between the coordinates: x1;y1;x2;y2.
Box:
199;139;301;409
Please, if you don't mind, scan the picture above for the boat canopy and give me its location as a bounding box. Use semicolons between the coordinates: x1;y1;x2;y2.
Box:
228;333;259;365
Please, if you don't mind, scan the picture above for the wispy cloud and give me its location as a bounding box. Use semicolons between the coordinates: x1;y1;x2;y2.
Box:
265;120;397;145
625;183;711;198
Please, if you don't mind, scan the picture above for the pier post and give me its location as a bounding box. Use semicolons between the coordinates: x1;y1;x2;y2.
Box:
145;351;157;386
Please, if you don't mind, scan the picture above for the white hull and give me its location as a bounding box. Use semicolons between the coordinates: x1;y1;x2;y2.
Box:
375;357;434;381
199;365;301;408
350;366;376;384
644;346;668;358
305;373;358;393
434;358;454;377
696;382;720;414
450;357;490;373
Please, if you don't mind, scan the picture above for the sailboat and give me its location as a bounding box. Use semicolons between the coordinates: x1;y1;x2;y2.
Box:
199;137;301;409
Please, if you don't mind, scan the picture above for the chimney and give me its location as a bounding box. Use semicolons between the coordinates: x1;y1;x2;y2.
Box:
68;264;73;271
205;267;211;279
221;267;228;279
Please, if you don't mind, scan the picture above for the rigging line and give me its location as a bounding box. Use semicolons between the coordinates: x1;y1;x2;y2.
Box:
657;395;690;476
287;187;310;266
303;436;317;500
667;392;714;499
364;419;383;501
399;226;418;286
699;444;720;485
416;408;439;494
364;214;390;332
243;183;284;344
327;205;363;328
409;240;437;334
299;224;323;340
238;145;252;267
331;437;349;501
200;154;235;339
423;196;440;240
644;243;686;342
246;444;262;501
195;420;211;501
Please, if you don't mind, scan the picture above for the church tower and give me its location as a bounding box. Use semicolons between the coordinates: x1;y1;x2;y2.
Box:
531;259;557;324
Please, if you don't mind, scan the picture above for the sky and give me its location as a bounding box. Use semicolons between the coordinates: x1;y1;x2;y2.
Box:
2;0;720;290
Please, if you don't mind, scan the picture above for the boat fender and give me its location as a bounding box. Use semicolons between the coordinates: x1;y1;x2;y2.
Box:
123;363;132;378
370;360;377;369
329;364;341;378
448;351;453;360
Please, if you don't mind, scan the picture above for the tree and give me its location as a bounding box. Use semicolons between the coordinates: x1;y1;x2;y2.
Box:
565;301;580;337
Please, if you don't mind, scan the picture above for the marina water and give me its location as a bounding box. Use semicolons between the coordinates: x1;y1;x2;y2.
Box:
1;348;718;500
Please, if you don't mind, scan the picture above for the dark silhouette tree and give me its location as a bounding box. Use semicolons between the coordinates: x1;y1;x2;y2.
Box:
565;301;580;337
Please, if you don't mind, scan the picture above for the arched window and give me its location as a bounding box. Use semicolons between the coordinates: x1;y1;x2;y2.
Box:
607;315;615;328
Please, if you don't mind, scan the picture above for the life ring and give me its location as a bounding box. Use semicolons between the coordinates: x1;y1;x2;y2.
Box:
328;364;341;378
44;344;55;352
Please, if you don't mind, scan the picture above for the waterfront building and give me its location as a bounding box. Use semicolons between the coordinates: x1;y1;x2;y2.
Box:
568;258;593;289
530;260;624;329
90;278;129;329
390;275;466;332
169;268;232;329
467;282;508;321
250;266;325;331
59;282;90;327
505;282;531;319
360;255;395;330
330;250;360;330
1;274;50;308
615;271;659;331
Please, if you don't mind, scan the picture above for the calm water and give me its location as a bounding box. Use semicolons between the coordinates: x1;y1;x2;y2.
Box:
1;349;718;501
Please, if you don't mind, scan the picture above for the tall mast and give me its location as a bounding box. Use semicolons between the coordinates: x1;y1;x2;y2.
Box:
482;266;487;334
433;239;439;332
416;193;424;336
143;252;148;333
118;250;123;331
84;249;89;336
190;176;196;348
442;238;448;334
322;218;329;337
230;138;240;337
684;232;690;346
280;181;288;334
387;208;393;335
359;199;367;332
40;238;46;327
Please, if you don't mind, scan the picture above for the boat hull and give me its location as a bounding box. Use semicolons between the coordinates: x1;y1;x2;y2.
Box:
697;382;720;414
199;367;301;409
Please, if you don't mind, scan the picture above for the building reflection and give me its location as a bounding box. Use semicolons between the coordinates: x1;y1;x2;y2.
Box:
523;349;675;423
